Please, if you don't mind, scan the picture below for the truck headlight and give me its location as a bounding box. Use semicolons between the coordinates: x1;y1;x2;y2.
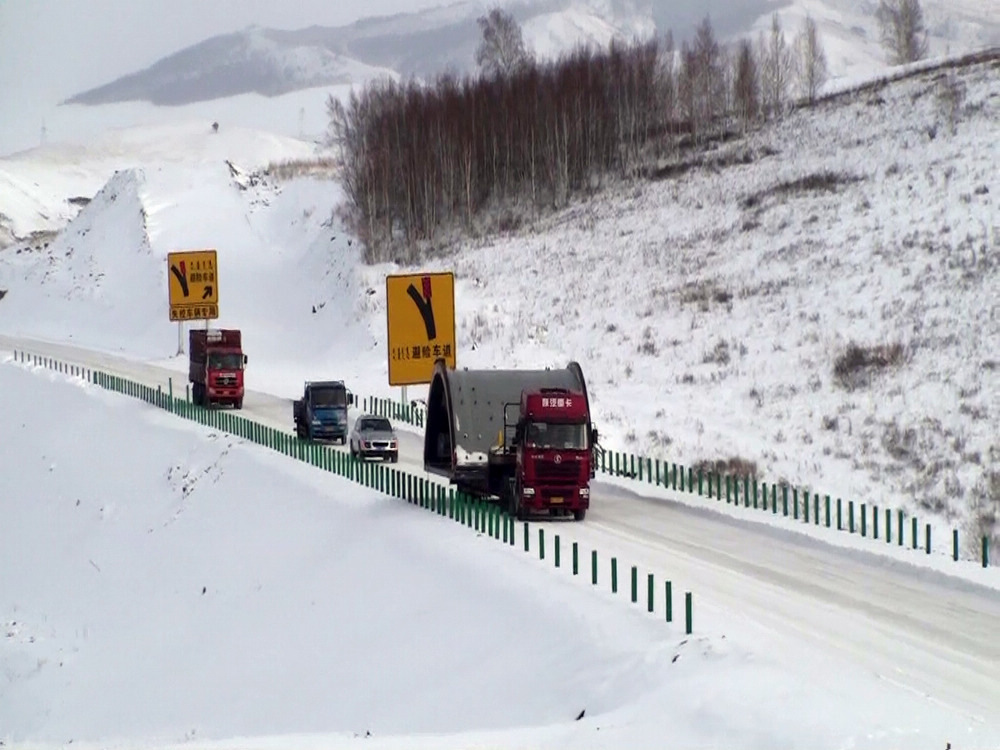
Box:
522;487;535;497
579;488;590;497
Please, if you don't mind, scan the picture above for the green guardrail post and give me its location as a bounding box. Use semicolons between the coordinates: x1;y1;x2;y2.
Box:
912;517;918;550
718;474;723;502
726;475;731;503
783;485;788;516
926;523;931;555
539;528;545;560
861;503;867;536
647;573;654;613
825;495;831;527
611;558;618;593
793;488;799;520
804;491;810;523
898;510;905;547
873;505;880;539
698;469;703;496
572;542;578;575
554;535;560;568
836;498;842;530
953;529;959;561
524;522;530;552
685;592;693;634
665;581;672;622
591;550;598;585
983;536;989;568
630;566;638;604
885;508;891;544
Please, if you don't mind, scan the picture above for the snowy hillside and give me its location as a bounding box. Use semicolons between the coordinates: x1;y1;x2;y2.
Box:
6;359;1000;748
59;0;1000;111
0;123;321;246
3;54;996;547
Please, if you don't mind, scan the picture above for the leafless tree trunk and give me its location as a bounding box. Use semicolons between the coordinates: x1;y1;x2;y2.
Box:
796;15;828;102
876;0;929;65
733;39;760;130
759;13;793;119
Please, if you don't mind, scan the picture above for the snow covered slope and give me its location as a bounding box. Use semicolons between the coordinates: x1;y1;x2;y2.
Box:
0;122;319;246
4;359;999;748
0;56;997;550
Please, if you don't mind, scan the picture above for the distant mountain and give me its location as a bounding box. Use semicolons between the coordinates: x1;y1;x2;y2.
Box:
63;0;1000;107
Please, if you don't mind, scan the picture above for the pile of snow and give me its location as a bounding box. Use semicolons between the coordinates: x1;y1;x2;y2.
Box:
0;122;321;243
4;359;998;749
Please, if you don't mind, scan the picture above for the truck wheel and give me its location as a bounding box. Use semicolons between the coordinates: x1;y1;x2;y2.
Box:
573;509;587;521
235;399;243;410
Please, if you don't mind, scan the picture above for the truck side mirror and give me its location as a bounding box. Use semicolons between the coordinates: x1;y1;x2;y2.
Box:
243;355;248;365
591;427;599;445
347;391;354;406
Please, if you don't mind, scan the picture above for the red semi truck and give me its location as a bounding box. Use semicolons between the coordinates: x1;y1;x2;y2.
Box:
189;329;247;409
501;387;595;520
423;361;598;521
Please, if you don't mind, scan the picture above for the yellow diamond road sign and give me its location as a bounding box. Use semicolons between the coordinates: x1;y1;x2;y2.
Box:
168;250;219;321
386;271;456;386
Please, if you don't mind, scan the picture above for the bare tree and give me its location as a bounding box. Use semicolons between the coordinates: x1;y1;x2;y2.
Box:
796;15;828;102
692;16;725;134
758;13;793;118
475;7;531;77
876;0;929;65
733;38;760;128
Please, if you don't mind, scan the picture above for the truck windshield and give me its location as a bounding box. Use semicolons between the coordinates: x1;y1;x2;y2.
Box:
208;353;243;370
311;387;347;407
524;422;588;450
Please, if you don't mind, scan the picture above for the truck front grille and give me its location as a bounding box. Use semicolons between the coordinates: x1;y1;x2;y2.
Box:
216;375;238;386
535;460;580;485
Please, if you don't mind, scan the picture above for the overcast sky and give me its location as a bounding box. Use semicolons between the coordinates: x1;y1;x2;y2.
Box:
0;0;448;153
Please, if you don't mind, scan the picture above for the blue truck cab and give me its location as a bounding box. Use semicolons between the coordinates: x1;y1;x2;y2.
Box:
293;380;353;443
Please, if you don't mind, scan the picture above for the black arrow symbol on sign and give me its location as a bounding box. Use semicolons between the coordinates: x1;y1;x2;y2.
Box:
406;281;436;340
170;262;189;297
202;285;213;300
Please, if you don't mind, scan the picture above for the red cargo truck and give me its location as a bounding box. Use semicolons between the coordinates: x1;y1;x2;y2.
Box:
423;361;599;521
189;329;247;409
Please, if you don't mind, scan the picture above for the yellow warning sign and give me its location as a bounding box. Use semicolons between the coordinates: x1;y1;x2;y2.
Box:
167;250;219;321
385;271;456;386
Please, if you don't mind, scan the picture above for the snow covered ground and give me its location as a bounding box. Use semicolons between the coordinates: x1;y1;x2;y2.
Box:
4;358;1000;749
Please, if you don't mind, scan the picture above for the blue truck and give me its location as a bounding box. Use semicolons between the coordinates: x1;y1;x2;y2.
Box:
293;380;353;443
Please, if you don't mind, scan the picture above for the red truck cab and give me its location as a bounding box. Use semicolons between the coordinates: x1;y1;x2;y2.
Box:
511;387;596;520
189;329;247;409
